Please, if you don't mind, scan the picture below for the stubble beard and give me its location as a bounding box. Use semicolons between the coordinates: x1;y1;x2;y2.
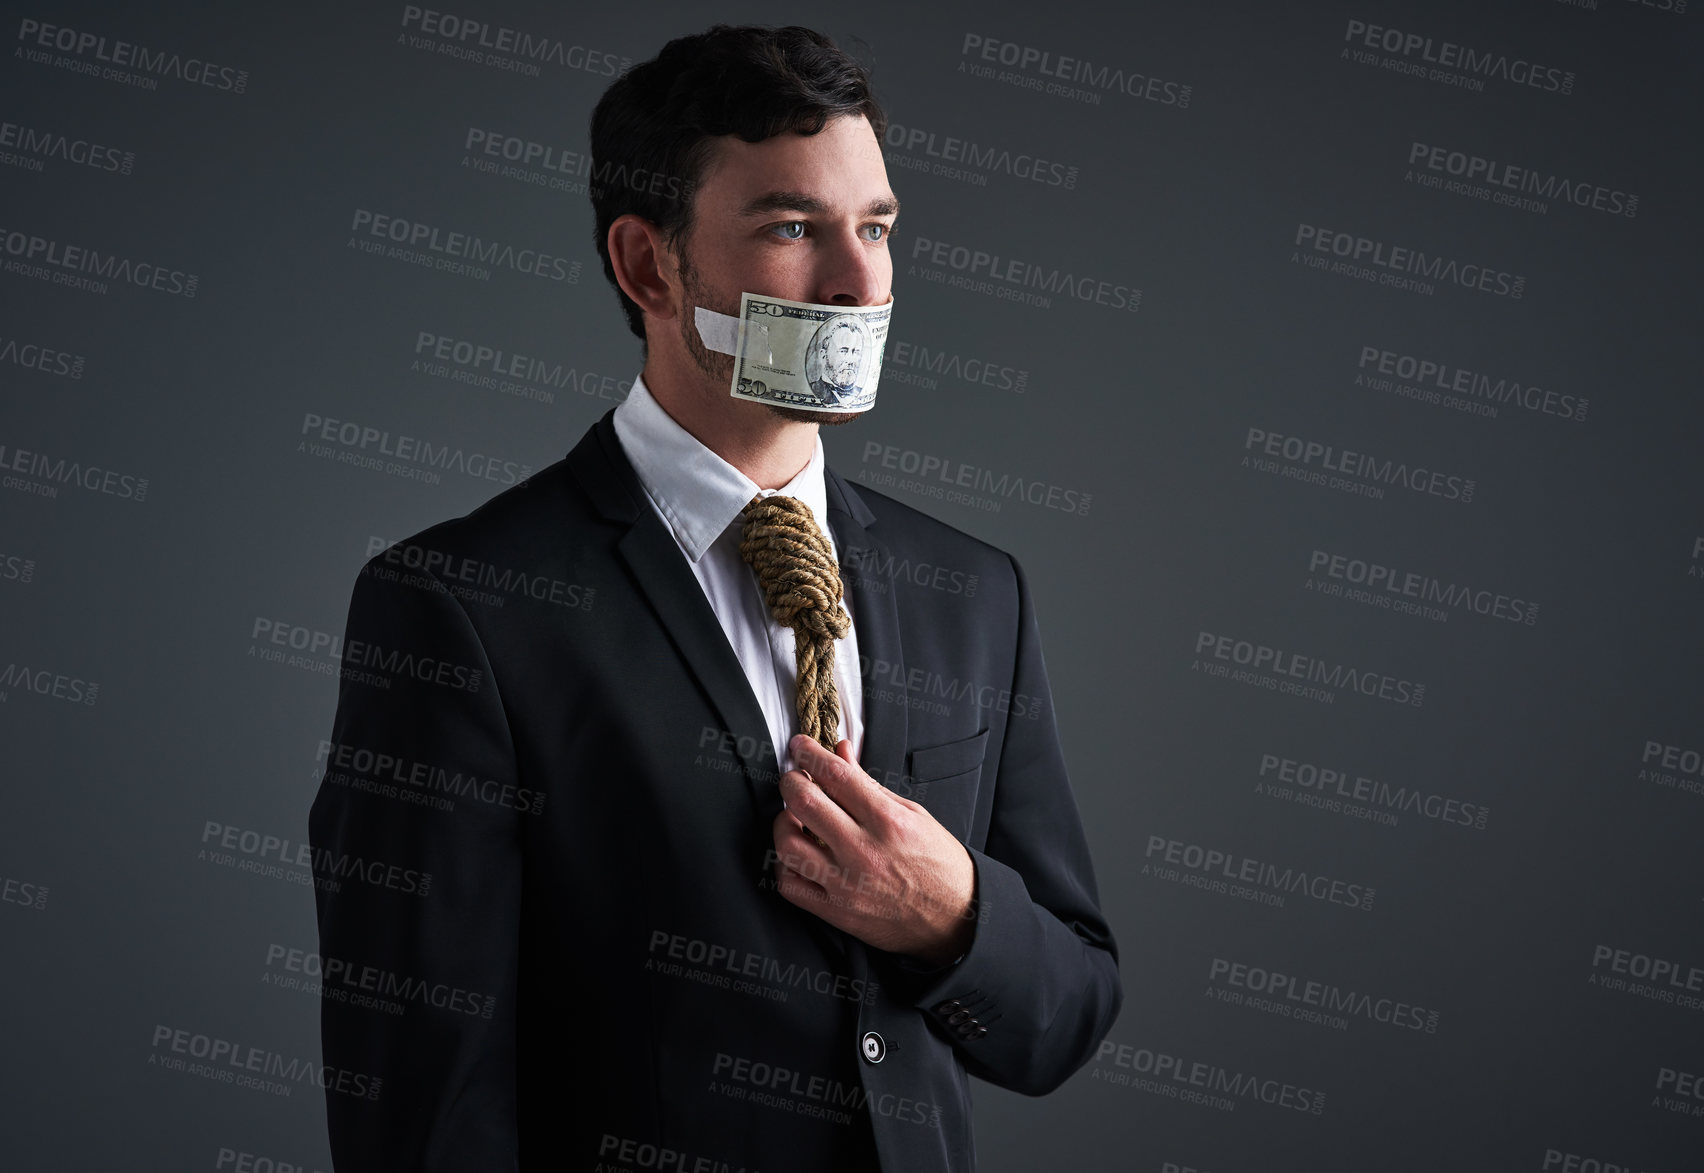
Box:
675;242;865;427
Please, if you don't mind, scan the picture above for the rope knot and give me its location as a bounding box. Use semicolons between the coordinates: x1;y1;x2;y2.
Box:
739;493;850;749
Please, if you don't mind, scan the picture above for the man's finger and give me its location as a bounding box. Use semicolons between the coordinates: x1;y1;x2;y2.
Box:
779;764;859;847
790;734;882;821
781;805;829;848
771;817;836;884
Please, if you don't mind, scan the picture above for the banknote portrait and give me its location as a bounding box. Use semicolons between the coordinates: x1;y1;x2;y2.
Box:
805;314;874;406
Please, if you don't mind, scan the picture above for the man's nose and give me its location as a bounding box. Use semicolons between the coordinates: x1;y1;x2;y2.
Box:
812;228;888;306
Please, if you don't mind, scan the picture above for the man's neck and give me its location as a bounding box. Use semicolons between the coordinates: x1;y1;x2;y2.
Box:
642;357;817;490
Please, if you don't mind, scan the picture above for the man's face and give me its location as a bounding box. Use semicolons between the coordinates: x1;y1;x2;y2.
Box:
669;113;896;425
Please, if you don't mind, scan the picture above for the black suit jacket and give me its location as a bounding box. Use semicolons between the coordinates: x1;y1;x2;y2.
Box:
308;410;1122;1172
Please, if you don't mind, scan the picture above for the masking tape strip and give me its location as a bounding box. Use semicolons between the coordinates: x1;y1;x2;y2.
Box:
694;306;742;357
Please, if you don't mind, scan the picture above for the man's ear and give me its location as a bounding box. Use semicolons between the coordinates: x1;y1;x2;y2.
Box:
608;214;680;324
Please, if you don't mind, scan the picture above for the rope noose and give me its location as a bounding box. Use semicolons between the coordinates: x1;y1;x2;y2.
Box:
739;494;849;750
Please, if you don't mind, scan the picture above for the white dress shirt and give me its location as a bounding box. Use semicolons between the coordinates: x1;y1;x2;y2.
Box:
612;371;864;777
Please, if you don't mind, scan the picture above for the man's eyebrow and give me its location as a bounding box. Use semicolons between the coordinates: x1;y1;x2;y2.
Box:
736;190;901;218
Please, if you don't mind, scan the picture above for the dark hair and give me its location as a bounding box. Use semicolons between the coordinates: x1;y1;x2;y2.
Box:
589;25;887;341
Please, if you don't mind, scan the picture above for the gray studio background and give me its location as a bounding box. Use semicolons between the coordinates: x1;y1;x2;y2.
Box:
3;0;1701;1169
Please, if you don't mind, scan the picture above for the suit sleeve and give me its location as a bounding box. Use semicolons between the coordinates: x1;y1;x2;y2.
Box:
893;552;1124;1096
307;557;523;1170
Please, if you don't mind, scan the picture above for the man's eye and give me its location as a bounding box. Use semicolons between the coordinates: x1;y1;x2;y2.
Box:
772;222;806;239
862;224;890;242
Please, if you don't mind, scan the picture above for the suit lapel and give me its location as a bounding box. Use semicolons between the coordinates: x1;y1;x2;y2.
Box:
570;412;783;815
824;467;907;999
825;468;909;795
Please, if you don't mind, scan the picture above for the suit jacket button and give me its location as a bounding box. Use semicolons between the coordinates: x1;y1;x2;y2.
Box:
970;1025;987;1039
947;1009;971;1026
935;1000;962;1015
861;1030;887;1063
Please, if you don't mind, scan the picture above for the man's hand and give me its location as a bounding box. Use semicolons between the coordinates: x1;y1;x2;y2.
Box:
770;733;976;966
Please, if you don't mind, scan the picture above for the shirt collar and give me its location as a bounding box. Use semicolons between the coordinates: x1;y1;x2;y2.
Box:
611;370;832;563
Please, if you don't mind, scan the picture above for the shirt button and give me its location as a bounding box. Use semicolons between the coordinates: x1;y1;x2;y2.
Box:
861;1030;887;1063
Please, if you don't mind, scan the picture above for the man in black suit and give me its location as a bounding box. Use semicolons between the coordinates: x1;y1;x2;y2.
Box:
309;24;1121;1173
